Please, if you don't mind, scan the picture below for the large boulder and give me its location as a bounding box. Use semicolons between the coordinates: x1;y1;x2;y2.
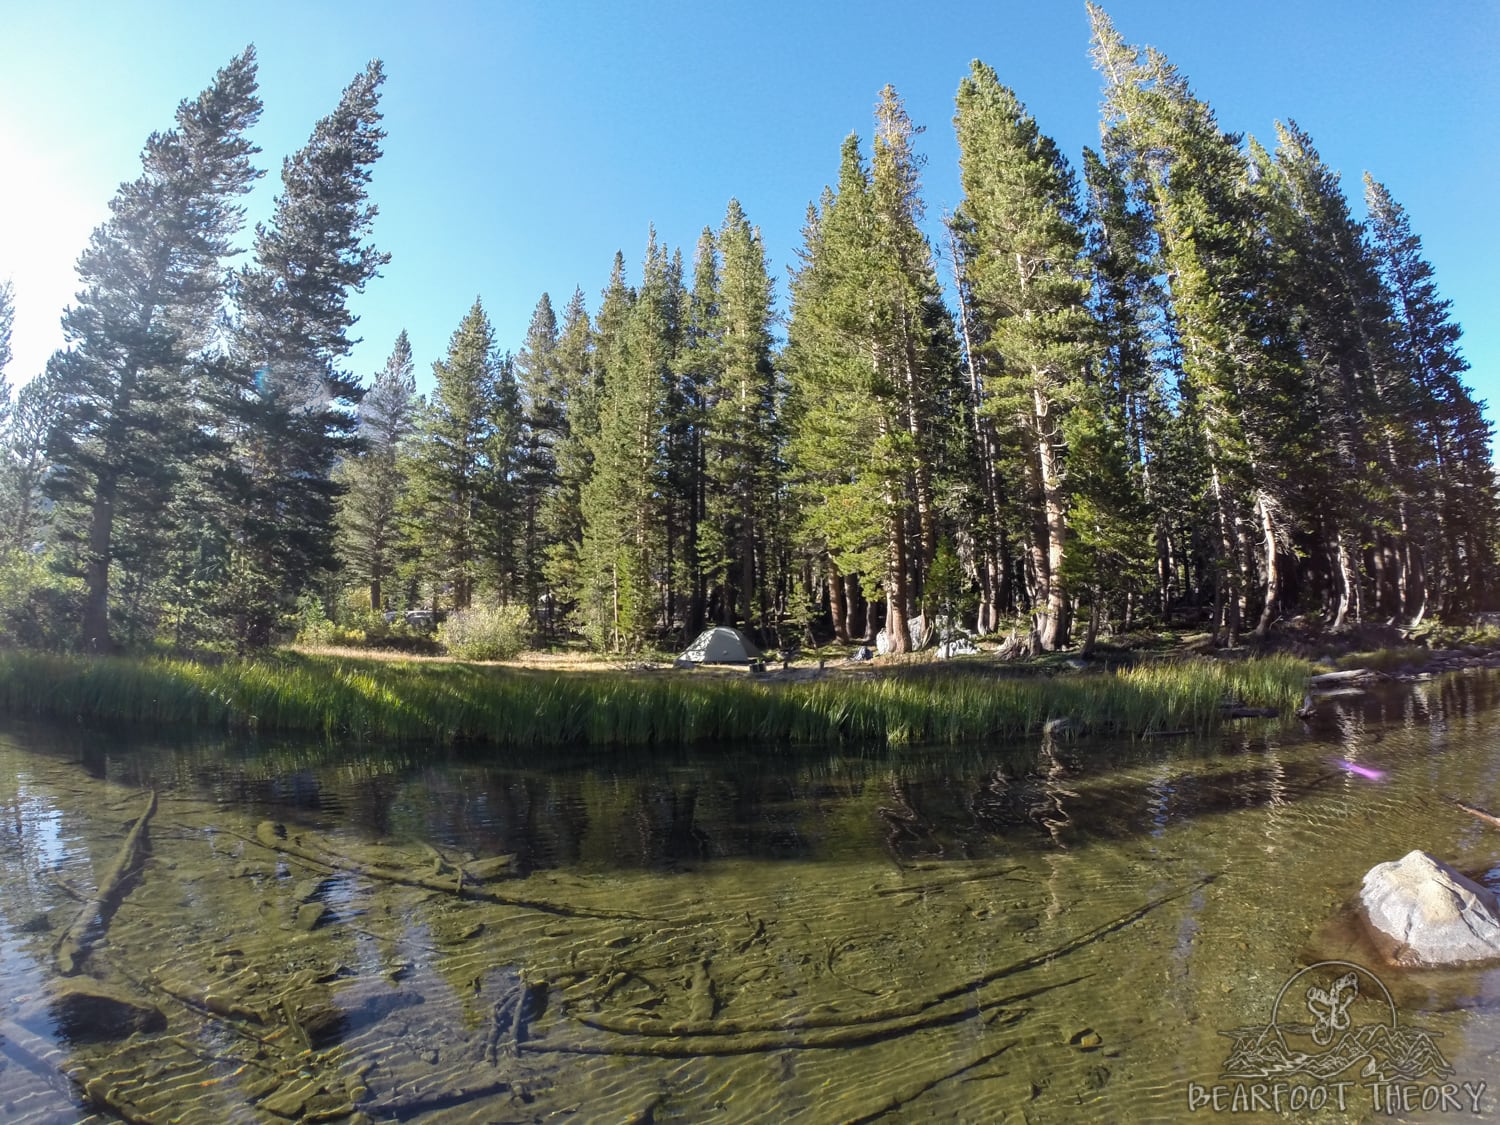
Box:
1360;850;1500;966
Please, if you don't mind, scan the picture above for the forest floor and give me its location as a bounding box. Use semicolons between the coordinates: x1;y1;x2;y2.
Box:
290;614;1500;688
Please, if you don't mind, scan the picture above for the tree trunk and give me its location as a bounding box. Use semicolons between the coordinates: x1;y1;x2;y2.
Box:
846;574;868;641
828;557;849;642
1034;389;1068;651
1080;593;1101;656
1332;530;1360;630
885;498;912;654
1252;491;1279;637
81;484;117;654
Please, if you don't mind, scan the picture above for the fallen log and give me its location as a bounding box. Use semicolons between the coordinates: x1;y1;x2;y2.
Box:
1222;705;1278;719
1449;797;1500;831
843;1032;1018;1125
1310;687;1367;700
53;790;157;976
575;875;1211;1040
546;1000;1029;1058
248;822;655;921
1308;668;1375;686
873;864;1026;897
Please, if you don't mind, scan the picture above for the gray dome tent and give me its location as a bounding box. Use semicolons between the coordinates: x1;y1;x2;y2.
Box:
674;626;761;667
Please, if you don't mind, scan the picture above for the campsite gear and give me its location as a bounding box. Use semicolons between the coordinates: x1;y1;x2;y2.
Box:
675;627;762;667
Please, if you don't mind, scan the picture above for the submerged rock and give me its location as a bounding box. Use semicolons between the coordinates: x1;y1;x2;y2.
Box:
1360;849;1500;966
46;979;166;1042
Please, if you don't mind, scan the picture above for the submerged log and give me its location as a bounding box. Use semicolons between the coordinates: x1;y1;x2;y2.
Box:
574;876;1210;1041
1450;797;1500;831
1222;705;1278;719
53;790;157;975
842;1032;1018;1125
545;1003;1029;1058
249;822;654;921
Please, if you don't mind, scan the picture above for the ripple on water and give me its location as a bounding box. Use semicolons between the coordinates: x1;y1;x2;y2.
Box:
1;677;1500;1121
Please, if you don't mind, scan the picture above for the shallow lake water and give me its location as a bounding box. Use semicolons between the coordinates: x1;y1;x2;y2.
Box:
4;671;1500;1123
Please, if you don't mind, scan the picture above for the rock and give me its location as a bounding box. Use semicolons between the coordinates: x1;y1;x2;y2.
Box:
45;979;166;1042
260;1077;321;1119
464;854;517;882
1360;850;1500;966
1068;1028;1103;1050
295;902;330;932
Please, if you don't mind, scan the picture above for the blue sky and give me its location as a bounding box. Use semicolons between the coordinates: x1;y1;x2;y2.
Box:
1;1;1495;418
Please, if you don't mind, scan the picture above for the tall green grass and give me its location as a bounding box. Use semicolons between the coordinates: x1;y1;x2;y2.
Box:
0;649;1315;749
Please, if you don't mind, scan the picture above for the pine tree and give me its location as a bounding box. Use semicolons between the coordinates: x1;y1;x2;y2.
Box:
786;89;956;653
577;233;681;650
676;228;719;635
224;59;388;646
539;288;595;634
405;300;500;611
335;330;418;612
1079;147;1167;627
702;200;778;635
1249;123;1413;627
515;294;561;616
487;349;524;604
0;371;61;552
1089;5;1304;642
1366;175;1499;612
44;48;262;651
954;60;1096;650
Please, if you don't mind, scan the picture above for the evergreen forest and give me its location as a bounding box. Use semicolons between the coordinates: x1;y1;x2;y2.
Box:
0;7;1493;659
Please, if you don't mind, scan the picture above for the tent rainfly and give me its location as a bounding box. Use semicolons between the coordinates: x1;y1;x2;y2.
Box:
674;626;761;667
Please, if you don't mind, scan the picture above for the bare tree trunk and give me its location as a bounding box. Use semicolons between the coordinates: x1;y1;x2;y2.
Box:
1253;491;1279;637
885;497;913;654
1035;388;1068;650
1332;530;1360;630
1207;461;1239;645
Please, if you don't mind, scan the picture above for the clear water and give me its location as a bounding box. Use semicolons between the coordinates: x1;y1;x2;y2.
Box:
3;672;1500;1123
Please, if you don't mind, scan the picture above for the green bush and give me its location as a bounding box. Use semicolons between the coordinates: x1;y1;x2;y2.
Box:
438;604;531;661
0;551;84;649
291;593;338;645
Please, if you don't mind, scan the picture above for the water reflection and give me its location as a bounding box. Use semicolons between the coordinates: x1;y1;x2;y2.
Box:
2;672;1500;1122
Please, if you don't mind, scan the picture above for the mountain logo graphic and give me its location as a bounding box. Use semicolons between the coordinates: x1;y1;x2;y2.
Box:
1218;960;1452;1083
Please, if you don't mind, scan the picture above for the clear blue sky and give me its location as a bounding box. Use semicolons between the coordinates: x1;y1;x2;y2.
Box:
1;2;1495;418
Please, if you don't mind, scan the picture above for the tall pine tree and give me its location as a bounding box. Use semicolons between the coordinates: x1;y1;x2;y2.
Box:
953;61;1096;650
1366;175;1499;613
335;330;418;612
702;200;778;635
405;300;501;612
45;49;262;651
224;59;388;646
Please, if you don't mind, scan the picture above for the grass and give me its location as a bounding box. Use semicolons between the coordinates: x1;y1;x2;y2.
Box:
0;648;1317;749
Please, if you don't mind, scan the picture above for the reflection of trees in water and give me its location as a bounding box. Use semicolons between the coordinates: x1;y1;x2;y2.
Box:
6;669;1499;873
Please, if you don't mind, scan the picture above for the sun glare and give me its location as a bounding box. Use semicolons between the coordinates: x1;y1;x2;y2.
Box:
0;123;107;382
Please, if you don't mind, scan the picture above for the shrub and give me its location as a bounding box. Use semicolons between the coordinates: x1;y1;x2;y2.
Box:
291;593;338;646
0;551;84;649
438;604;530;661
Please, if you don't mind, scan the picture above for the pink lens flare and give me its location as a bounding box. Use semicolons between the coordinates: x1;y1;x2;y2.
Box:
1332;758;1386;781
